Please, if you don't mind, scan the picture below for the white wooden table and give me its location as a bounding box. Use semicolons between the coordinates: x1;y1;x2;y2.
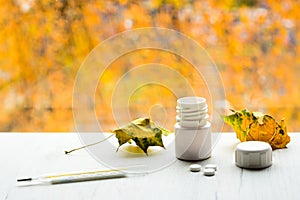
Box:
0;133;299;200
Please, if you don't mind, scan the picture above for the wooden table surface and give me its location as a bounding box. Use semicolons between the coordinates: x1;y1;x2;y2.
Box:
0;133;299;200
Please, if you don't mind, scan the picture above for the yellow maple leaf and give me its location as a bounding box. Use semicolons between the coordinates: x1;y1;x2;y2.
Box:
112;117;171;155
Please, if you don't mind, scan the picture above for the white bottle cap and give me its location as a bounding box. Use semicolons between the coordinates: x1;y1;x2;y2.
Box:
235;141;272;169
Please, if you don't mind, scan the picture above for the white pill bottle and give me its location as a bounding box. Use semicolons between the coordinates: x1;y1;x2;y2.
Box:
175;97;212;160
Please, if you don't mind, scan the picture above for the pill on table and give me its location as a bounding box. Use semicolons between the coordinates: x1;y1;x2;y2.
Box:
203;168;215;176
205;164;217;171
189;164;201;172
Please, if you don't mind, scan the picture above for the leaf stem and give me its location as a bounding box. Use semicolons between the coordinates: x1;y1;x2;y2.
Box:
65;134;114;154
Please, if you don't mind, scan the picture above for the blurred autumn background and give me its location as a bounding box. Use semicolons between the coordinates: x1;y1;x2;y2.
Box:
0;0;299;132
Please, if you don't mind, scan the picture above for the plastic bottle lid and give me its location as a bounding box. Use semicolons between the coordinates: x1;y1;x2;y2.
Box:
235;141;272;169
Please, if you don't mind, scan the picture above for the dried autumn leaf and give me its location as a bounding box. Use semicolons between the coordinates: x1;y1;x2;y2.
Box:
112;117;171;155
223;109;290;149
222;109;257;142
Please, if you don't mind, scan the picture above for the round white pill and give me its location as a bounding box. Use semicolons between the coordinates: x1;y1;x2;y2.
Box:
205;164;217;171
189;164;201;172
203;168;215;176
